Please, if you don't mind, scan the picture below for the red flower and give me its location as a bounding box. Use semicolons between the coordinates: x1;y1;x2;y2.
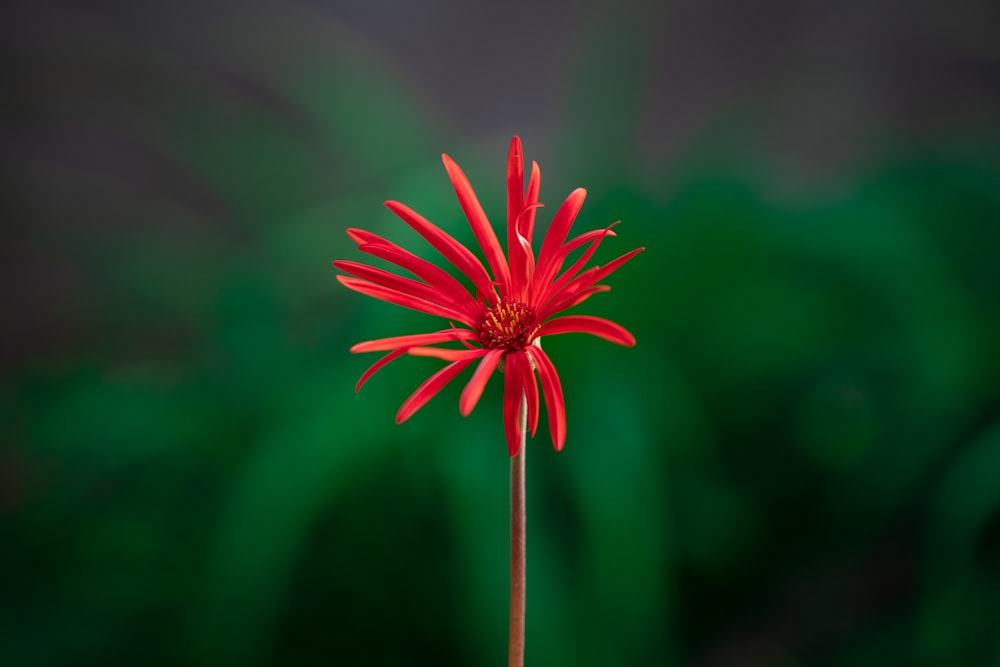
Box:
335;137;643;455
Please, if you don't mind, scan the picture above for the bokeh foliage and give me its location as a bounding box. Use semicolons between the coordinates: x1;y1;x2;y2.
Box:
3;1;999;666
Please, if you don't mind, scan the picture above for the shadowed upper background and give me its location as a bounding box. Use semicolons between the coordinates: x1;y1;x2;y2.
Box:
3;1;999;665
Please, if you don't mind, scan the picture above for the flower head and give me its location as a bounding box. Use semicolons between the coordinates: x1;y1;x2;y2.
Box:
335;137;643;455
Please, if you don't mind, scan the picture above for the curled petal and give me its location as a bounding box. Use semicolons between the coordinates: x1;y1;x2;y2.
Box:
460;349;503;416
396;359;475;423
350;328;477;354
355;348;407;392
522;161;541;244
536;315;636;347
526;346;566;451
505;140;540;301
506;136;524;242
442;153;511;291
509;204;542;301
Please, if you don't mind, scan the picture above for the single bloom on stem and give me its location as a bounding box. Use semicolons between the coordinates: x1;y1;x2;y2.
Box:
335;137;643;455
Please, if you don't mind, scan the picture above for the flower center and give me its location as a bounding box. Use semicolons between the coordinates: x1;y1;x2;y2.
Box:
478;300;538;350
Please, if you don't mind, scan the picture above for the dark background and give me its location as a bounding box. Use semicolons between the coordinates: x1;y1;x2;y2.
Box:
3;1;1000;665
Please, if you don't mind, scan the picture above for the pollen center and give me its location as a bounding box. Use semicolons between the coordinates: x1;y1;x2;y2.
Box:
478;300;538;350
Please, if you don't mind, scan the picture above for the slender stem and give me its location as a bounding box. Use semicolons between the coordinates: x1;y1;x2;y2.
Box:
508;393;527;667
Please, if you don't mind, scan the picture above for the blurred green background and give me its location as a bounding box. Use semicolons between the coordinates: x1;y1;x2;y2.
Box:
3;1;1000;665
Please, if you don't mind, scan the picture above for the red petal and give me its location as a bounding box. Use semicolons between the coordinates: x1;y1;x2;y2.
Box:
459;348;503;416
509;204;541;301
539;247;644;320
522;161;541;244
535;188;586;283
504;139;539;302
442;153;511;292
407;347;488;362
337;275;470;322
503;351;526;456
562;224;618;256
506;136;524;246
346;228;477;316
533;224;616;309
396;358;474;423
355;348;407;392
548;284;611;311
536;315;636;346
359;241;472;301
346;227;371;244
526;346;566;451
335;260;469;314
350;328;477;353
519;350;540;437
384;200;497;304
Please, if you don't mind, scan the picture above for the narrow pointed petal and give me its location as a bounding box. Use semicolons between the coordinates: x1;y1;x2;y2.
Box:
540;247;645;320
347;228;477;314
407;347;489;362
518;350;540;437
350;328;477;353
334;260;469;315
536;315;636;346
355;243;480;322
526;346;566;451
337;275;470;322
384;200;497;303
396;358;474;423
562;224;619;256
548;284;611;311
442;153;511;291
503;351;526;456
346;227;372;245
533;224;617;309
355;237;468;298
355;348;407;392
574;246;645;288
536;188;586;279
459;349;503;416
